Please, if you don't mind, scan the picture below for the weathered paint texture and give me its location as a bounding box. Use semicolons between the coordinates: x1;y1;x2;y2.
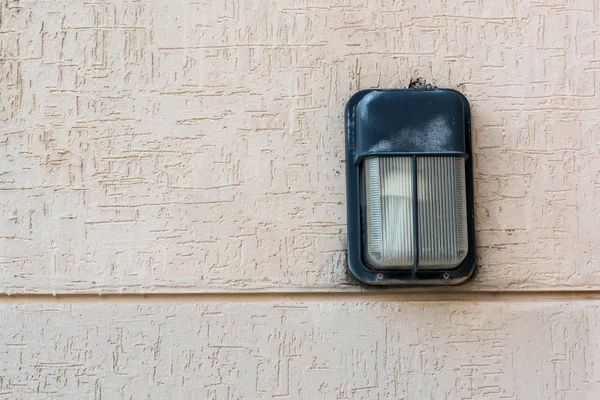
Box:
2;0;600;293
1;300;599;399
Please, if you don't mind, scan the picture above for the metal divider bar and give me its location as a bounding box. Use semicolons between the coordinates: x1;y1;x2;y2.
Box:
411;155;419;276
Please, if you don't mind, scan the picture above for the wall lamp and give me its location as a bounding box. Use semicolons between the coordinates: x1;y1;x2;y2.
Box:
345;89;476;285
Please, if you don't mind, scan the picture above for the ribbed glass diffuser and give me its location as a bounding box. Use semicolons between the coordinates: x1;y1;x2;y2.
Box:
361;156;468;270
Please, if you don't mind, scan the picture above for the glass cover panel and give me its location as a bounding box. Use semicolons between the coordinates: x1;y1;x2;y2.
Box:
361;156;468;271
362;157;414;270
417;156;468;269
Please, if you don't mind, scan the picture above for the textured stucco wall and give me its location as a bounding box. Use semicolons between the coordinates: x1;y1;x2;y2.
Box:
1;299;599;399
2;0;600;397
2;0;600;293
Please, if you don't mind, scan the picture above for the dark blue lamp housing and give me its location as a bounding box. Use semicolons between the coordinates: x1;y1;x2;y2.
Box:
345;89;476;285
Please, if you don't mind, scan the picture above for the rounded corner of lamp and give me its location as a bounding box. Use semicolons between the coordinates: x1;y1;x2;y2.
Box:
446;256;477;285
346;255;379;286
441;88;471;111
345;89;376;115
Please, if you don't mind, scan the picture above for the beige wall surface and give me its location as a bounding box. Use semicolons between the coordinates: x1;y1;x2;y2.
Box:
2;0;600;398
1;299;600;399
2;0;600;294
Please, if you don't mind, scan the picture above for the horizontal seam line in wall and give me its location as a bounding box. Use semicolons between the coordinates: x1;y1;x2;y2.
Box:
2;291;600;303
